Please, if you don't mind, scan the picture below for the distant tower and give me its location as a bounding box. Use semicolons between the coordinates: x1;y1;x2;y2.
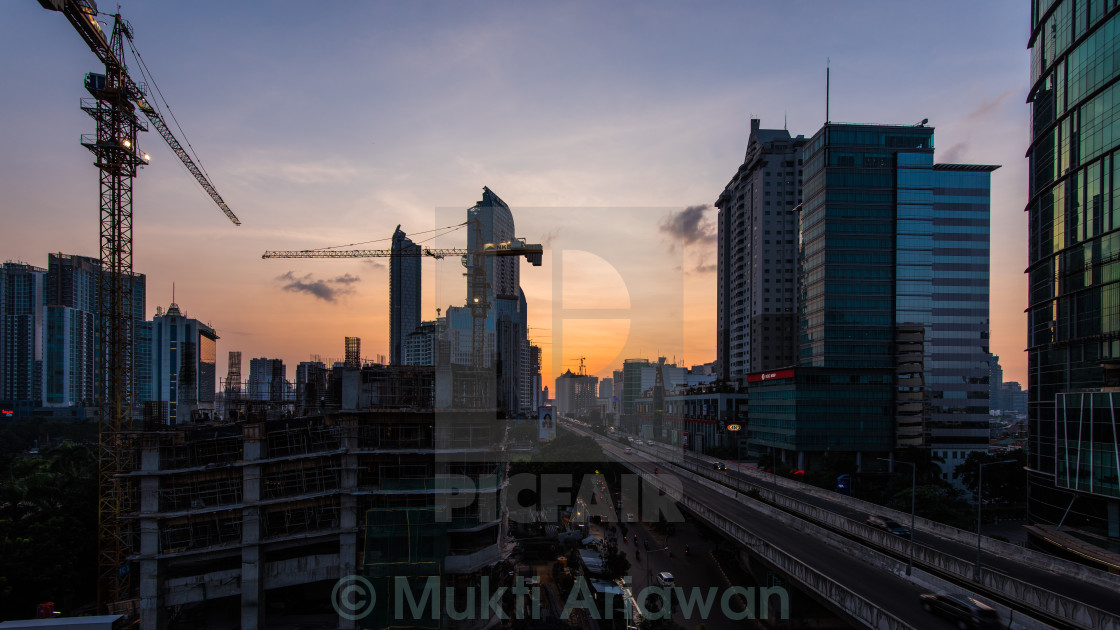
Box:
226;351;242;395
390;226;421;365
345;337;361;368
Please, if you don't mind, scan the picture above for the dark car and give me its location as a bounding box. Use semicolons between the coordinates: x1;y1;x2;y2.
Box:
713;461;727;471
866;514;912;537
919;592;1001;629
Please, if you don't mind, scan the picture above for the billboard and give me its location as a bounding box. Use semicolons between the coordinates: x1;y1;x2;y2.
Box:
539;406;556;442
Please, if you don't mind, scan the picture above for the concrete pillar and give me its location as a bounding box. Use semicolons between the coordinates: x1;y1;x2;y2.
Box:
241;422;264;630
139;440;165;630
338;416;359;630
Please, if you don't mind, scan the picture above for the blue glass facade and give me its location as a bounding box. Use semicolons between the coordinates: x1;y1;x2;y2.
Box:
800;124;935;370
747;368;895;467
1027;0;1120;545
761;123;996;470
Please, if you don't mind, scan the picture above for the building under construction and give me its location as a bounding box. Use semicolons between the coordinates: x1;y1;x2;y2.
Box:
131;363;509;630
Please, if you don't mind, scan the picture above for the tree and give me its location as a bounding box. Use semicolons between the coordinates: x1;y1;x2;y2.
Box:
955;450;1027;504
0;442;98;616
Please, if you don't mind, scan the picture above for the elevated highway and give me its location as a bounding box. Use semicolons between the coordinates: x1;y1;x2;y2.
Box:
560;420;1120;630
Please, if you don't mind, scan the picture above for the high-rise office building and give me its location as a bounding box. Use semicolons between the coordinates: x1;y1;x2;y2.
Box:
403;320;439;366
599;378;613;401
621;358;651;415
248;357;287;402
749;123;995;471
42;253;145;411
555;369;599;417
442;188;530;413
468;187;518;301
296;360;328;410
390;226;421;366
1026;0;1120;556
147;301;218;425
716;119;807;383
990;354;1005;410
0;262;45;412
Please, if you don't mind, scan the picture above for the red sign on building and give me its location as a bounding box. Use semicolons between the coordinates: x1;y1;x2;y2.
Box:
746;368;795;383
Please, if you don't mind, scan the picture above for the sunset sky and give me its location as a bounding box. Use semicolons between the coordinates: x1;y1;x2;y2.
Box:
3;1;1029;386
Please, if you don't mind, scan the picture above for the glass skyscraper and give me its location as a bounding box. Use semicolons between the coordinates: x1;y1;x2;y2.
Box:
748;123;995;472
390;225;421;366
1026;0;1120;558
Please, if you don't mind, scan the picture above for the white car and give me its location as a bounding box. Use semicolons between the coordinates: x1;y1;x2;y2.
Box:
635;440;644;446
655;571;675;587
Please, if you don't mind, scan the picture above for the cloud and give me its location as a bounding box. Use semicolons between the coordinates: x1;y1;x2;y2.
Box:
940;141;969;163
659;205;716;251
966;89;1018;123
276;271;360;302
695;261;717;274
539;227;562;248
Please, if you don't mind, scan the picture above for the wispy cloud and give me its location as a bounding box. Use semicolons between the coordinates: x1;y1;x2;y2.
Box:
966;89;1018;122
659;205;716;252
539;227;562;248
940;142;969;163
276;271;360;302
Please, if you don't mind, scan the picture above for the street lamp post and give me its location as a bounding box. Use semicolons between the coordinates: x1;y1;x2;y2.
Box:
877;458;916;576
642;545;672;620
975;459;1017;580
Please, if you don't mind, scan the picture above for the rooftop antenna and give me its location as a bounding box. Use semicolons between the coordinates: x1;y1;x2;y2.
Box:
784;112;788;130
826;58;830;124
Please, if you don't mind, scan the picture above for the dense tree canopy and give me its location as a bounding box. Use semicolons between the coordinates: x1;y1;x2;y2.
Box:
0;442;98;618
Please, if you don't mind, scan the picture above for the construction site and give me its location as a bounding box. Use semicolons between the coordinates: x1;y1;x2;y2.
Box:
130;362;516;630
21;3;551;628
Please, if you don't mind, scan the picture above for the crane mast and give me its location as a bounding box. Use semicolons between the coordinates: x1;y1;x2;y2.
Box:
38;0;242;613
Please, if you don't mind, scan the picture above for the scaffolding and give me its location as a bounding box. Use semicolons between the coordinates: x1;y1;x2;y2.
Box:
265;422;342;458
263;499;340;539
159;514;243;554
345;337;361;368
261;458;341;499
159;471;242;512
158;429;242;471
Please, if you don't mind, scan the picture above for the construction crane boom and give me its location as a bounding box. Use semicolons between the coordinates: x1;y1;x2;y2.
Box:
265;216;544;377
139;106;241;224
41;0;241;225
262;243;544;265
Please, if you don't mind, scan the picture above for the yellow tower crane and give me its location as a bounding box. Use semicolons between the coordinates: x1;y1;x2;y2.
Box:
37;0;241;613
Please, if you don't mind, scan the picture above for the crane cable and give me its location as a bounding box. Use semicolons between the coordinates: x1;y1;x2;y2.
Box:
307;221;468;252
122;28;213;183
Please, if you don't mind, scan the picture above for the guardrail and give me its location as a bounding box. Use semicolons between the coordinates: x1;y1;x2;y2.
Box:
626;465;915;630
664;452;1120;630
683;449;1120;591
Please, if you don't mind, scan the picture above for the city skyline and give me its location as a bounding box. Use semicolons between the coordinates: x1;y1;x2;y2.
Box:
2;1;1029;386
